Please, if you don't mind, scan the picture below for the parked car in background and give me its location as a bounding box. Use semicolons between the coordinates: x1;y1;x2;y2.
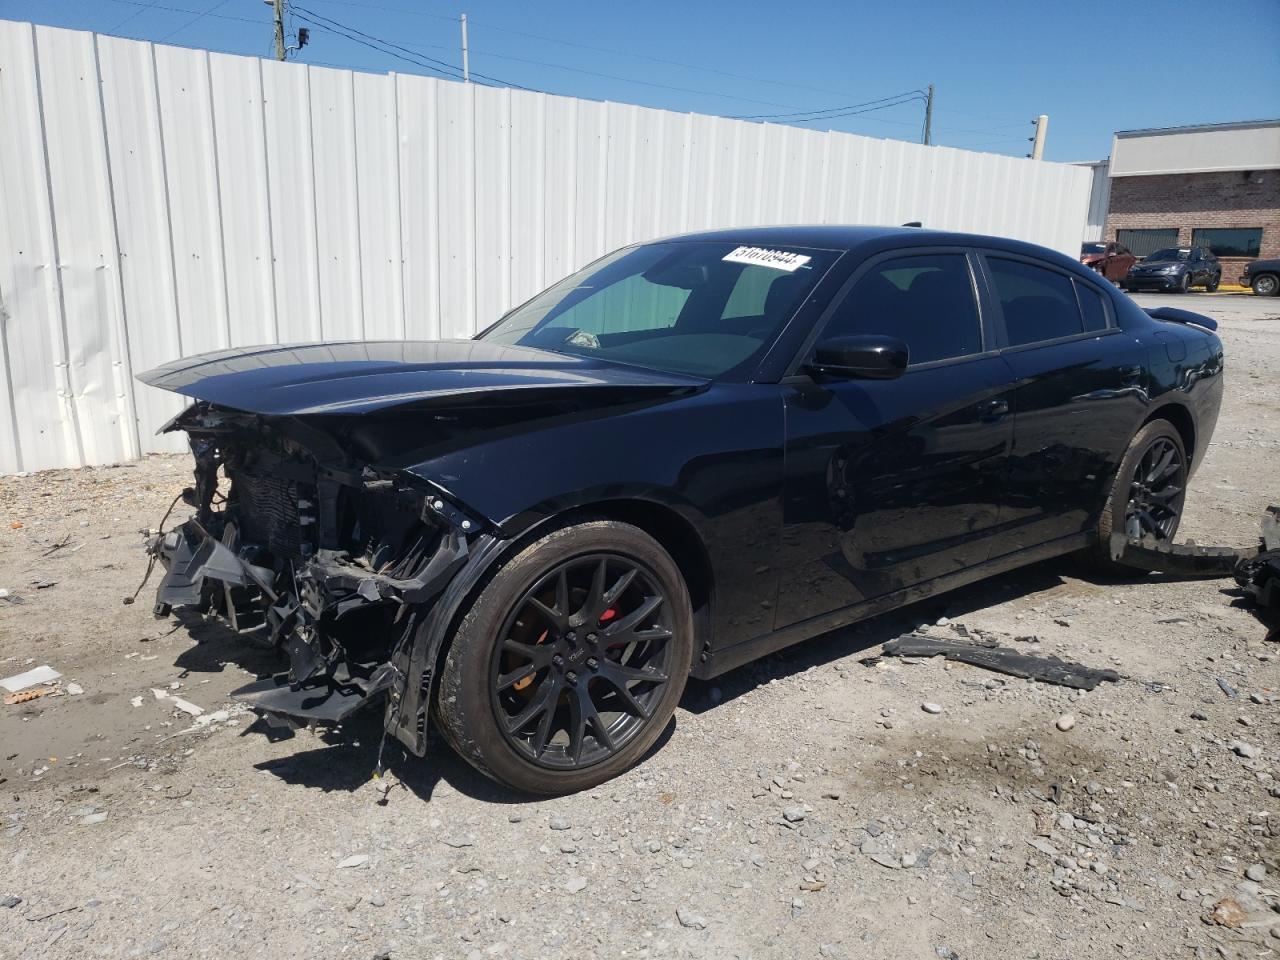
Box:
1080;240;1137;282
139;226;1224;794
1122;246;1221;293
1241;258;1280;296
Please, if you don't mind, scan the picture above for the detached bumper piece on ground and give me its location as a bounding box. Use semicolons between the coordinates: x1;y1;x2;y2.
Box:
1109;504;1280;639
880;635;1121;690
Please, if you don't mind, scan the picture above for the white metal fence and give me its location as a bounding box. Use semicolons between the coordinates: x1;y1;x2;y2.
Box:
0;20;1093;474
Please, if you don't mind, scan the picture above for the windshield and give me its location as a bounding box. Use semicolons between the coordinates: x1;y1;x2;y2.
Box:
477;240;839;378
1146;248;1190;262
1081;242;1107;254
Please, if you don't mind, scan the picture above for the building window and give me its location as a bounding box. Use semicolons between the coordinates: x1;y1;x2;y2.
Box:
1190;227;1263;258
1116;228;1179;258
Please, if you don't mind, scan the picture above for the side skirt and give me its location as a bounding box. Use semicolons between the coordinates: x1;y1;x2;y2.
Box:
693;531;1091;680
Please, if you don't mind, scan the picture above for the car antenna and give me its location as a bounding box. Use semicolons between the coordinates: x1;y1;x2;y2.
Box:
901;221;922;228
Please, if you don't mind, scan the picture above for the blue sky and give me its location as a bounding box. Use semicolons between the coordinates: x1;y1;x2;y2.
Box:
7;0;1279;161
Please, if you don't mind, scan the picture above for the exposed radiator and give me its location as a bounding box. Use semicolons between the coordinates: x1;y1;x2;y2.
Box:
230;470;303;557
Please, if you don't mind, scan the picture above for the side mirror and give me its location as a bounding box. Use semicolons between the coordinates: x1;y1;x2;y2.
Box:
806;334;908;380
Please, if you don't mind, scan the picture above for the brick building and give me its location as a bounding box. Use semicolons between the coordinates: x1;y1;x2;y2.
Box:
1101;119;1280;284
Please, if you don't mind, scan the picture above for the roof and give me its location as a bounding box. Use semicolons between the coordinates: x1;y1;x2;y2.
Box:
654;224;1083;269
1115;118;1280;138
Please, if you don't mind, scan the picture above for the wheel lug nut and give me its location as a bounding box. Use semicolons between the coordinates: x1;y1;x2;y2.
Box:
586;657;599;670
586;633;597;645
552;654;564;667
565;670;578;684
566;631;576;642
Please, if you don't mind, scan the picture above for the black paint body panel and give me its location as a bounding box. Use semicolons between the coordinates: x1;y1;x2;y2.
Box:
139;226;1224;679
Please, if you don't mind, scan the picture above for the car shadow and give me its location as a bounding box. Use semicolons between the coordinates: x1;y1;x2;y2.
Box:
679;554;1141;713
181;552;1206;802
247;707;677;804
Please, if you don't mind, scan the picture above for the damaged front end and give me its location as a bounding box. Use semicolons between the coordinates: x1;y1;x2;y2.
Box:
146;402;485;752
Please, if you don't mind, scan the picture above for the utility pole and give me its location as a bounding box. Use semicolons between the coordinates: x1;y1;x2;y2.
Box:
922;83;934;146
1029;114;1048;160
272;0;286;61
460;13;470;82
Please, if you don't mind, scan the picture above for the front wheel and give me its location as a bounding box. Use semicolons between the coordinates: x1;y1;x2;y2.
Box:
1177;273;1191;293
1090;420;1188;573
435;520;693;794
1254;273;1280;297
1205;275;1219;293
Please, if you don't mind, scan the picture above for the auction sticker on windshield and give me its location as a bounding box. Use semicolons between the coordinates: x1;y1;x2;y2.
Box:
722;246;812;272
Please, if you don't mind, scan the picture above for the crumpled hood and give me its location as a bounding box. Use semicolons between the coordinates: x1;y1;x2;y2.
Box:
138;340;704;416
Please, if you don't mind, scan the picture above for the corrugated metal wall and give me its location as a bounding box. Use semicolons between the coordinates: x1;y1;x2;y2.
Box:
0;20;1094;474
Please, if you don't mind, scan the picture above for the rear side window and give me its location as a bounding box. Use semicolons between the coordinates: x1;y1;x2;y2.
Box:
1075;281;1109;332
824;253;982;365
987;257;1084;346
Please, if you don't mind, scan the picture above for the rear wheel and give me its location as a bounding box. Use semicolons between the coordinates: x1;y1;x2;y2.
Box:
1205;275;1219;293
1091;420;1188;572
435;520;692;794
1254;273;1279;297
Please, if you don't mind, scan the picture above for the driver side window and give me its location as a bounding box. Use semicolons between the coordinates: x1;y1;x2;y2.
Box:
822;253;982;365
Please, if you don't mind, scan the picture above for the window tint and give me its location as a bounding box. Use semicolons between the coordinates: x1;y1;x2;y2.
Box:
987;257;1085;346
824;253;981;365
1116;228;1178;258
1191;227;1261;258
1075;281;1108;332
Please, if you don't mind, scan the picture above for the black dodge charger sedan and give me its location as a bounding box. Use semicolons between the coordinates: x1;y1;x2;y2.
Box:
141;226;1224;794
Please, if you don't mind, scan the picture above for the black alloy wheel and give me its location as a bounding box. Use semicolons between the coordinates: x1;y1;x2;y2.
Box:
1205;275;1219;293
1177;272;1191;293
434;519;692;794
492;554;674;769
1123;435;1186;541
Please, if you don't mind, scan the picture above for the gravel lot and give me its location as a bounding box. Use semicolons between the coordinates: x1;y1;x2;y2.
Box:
1;291;1278;960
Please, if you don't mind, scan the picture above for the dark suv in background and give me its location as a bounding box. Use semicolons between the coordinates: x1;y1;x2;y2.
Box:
1123;246;1221;293
1241;258;1280;296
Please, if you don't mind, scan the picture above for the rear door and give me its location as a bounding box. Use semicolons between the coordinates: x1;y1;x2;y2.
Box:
774;248;1015;628
979;253;1149;555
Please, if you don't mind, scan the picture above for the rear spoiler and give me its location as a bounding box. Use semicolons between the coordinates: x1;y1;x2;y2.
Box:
1143;306;1218;332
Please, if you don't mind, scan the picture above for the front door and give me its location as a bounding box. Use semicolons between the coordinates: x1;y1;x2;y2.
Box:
774;250;1014;630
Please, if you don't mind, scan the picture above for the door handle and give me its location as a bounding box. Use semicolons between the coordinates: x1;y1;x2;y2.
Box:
977;398;1008;420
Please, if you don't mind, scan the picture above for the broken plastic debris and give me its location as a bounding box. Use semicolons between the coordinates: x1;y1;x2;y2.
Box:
880;636;1120;690
65;682;84;696
4;687;51;705
130;696;143;708
152;688;204;716
0;665;62;693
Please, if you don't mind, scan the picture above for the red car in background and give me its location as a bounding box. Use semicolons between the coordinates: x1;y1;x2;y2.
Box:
1081;241;1138;282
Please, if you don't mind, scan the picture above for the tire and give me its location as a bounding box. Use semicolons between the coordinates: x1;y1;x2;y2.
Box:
1205;275;1219;293
1090;419;1188;573
435;519;693;794
1254;273;1280;297
1176;273;1191;294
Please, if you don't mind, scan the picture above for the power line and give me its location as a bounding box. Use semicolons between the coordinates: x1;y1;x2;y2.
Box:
291;11;474;82
291;5;526;88
732;90;927;121
160;0;230;42
299;0;862;100
92;0;265;27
